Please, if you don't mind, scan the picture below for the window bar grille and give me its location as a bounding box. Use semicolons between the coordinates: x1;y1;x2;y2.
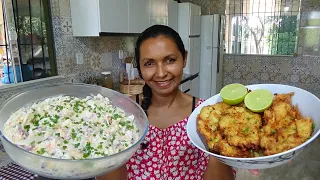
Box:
39;0;46;73
239;0;243;54
43;0;57;77
249;0;252;54
277;0;281;53
2;0;18;84
263;0;266;54
1;0;11;83
11;0;24;82
290;0;294;55
28;0;35;79
257;0;260;54
272;0;277;54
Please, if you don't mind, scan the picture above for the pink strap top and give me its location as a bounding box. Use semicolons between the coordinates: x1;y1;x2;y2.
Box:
126;100;209;179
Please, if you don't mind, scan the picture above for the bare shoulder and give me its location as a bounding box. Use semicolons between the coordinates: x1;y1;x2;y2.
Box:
182;92;200;104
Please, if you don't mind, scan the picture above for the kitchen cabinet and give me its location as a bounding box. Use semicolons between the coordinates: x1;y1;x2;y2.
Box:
99;0;128;33
168;0;178;31
71;0;128;36
70;0;178;36
128;0;150;33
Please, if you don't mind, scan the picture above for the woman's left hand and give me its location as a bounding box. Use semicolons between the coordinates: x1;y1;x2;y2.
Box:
204;156;235;180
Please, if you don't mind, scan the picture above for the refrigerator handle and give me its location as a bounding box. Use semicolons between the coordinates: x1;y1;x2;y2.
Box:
217;50;220;74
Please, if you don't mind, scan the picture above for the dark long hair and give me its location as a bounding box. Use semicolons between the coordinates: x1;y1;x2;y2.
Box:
135;25;186;114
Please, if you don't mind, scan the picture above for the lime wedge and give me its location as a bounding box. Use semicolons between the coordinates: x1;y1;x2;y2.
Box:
244;89;274;113
220;83;248;105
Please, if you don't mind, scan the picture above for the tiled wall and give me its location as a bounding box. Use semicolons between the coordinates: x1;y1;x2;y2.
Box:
0;0;138;106
1;0;319;104
51;0;137;85
222;0;320;97
0;0;213;105
223;55;320;97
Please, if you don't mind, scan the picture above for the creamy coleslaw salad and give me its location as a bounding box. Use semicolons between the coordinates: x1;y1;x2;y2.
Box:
3;94;139;160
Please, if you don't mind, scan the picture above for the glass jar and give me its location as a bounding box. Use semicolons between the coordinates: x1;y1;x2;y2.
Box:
100;71;113;89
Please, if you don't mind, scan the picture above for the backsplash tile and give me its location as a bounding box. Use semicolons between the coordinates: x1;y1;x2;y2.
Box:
51;16;62;38
49;0;138;83
223;54;320;97
0;0;139;104
59;0;71;17
50;0;60;16
60;17;73;35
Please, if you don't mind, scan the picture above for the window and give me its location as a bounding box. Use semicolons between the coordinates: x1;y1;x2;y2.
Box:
0;0;56;86
225;0;301;55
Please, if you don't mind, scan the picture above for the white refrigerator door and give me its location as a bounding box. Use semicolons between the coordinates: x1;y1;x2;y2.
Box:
190;37;201;75
212;14;221;48
191;76;200;97
168;0;178;31
200;15;214;99
210;48;219;96
216;47;224;93
183;38;191;74
190;4;201;35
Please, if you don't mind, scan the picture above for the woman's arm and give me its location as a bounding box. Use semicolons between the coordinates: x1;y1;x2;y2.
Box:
95;165;128;180
203;156;234;180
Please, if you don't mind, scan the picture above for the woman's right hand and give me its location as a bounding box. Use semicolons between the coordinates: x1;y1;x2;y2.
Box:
96;165;128;180
248;169;260;175
247;160;293;176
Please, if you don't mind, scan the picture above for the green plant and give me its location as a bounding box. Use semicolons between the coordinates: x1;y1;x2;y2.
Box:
267;16;298;55
16;16;47;43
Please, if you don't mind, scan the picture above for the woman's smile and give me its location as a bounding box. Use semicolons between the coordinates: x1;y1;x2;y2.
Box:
153;78;173;88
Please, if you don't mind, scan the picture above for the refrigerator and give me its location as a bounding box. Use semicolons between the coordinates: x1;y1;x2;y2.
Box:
199;14;226;99
177;2;201;97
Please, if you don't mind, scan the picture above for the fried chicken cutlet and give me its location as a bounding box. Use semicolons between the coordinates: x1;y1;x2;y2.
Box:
219;105;262;150
197;92;314;158
197;102;230;150
260;92;314;155
197;102;262;157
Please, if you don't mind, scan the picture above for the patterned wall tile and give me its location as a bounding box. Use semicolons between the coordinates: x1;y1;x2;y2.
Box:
89;52;102;71
50;0;60;17
101;52;113;70
51;16;62;38
54;38;67;60
60;17;73;36
59;0;71;17
223;54;320;97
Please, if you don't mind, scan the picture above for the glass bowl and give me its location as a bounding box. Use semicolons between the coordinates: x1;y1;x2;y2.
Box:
0;83;149;179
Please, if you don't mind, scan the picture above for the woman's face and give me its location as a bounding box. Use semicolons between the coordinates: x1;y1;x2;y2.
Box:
139;35;186;96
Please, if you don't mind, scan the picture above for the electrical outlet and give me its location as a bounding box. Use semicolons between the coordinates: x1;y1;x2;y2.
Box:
119;50;124;59
76;53;84;64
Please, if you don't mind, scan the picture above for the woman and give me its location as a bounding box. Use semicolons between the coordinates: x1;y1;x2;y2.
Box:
97;25;235;180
